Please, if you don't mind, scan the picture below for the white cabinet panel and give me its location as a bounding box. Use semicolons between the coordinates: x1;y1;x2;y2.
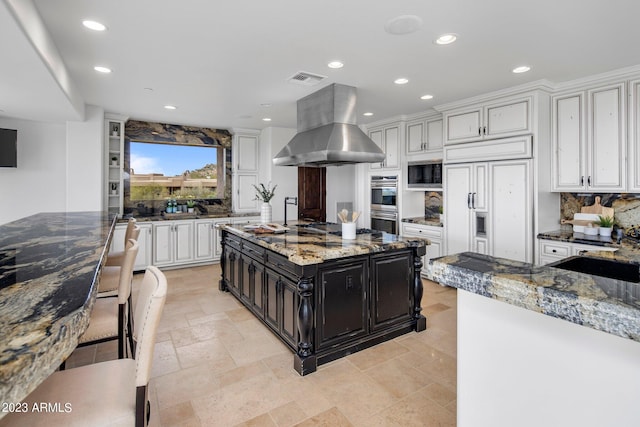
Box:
444;97;531;145
134;224;153;271
486;99;530;136
406;117;443;156
552;83;625;192
446;109;482;143
195;220;215;261
630;79;640;192
235;174;259;212
369;123;400;170
235;135;258;172
552;93;585;190
444;164;473;255
401;223;444;277
588;84;625;190
153;222;174;266
153;220;195;266
174;221;194;263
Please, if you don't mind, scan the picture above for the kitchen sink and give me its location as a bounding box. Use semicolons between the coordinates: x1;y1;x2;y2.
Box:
548;256;640;283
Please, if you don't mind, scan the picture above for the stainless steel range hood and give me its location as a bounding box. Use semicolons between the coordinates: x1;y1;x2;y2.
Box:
273;84;385;167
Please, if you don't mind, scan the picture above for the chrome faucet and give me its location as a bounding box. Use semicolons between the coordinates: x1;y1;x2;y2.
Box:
283;196;298;226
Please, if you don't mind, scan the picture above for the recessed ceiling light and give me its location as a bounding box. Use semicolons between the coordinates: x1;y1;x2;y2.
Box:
260;103;272;107
435;34;457;45
143;87;154;92
164;105;177;110
327;61;344;69
363;112;374;117
512;65;531;74
82;20;106;31
94;66;111;73
262;118;272;122
394;78;409;85
420;94;434;100
384;15;423;35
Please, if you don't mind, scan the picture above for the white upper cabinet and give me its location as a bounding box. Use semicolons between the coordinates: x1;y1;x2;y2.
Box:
369;123;400;170
551;82;626;192
235;134;259;172
444;97;531;145
406;116;443;156
232;130;260;212
630;79;640;192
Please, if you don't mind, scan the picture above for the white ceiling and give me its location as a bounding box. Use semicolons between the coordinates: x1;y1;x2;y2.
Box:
3;0;640;130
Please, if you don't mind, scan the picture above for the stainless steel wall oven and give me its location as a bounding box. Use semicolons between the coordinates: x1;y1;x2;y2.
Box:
370;175;398;233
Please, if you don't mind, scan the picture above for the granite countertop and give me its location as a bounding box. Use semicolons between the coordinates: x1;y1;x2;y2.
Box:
0;212;116;408
124;211;260;222
428;252;640;342
401;217;443;227
538;228;640;264
218;221;428;266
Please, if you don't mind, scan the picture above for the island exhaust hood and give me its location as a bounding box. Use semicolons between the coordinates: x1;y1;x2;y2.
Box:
273;83;385;167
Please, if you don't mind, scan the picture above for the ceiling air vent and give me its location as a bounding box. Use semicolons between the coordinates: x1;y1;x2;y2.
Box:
287;71;327;86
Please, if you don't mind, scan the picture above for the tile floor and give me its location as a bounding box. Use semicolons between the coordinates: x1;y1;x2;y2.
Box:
66;264;457;426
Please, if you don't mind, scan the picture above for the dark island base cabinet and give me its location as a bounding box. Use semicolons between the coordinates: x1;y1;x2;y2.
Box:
218;230;427;375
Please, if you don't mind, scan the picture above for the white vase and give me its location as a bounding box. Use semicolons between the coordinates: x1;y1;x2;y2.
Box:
261;202;272;224
599;227;613;237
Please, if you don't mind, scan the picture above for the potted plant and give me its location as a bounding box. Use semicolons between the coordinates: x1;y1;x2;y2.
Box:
438;205;444;223
110;182;118;195
186;200;196;213
596;215;615;237
253;183;277;224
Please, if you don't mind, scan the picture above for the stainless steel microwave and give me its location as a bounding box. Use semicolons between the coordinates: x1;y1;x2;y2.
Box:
407;160;443;188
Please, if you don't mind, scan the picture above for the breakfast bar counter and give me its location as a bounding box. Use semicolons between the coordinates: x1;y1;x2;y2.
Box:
0;212;116;412
428;252;640;427
217;222;428;374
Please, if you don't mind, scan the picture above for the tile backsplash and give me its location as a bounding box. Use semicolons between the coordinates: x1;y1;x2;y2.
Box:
561;193;640;231
424;192;443;218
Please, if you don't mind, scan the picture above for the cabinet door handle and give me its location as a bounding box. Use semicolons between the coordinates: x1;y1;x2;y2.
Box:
580;176;584;186
483;126;487;135
478;127;481;136
467;193;471;209
472;192;476;209
552;249;557;253
587;176;591;186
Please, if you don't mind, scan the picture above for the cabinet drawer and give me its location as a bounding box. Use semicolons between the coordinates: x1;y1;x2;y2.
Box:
402;224;443;239
265;251;298;279
224;234;242;251
540;242;570;257
242;240;265;260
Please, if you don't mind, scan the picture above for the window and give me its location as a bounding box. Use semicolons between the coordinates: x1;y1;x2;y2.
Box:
128;141;224;201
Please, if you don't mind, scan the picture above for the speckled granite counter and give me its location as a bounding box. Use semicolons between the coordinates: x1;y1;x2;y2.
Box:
0;212;116;409
538;229;640;264
428;251;640;341
123;211;260;222
401;216;443;227
217;222;427;265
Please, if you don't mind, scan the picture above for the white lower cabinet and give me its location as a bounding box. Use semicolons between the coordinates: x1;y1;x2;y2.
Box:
537;239;617;265
153;220;195;267
401;223;444;277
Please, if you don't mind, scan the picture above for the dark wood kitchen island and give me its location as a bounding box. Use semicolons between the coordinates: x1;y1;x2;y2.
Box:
217;222;428;375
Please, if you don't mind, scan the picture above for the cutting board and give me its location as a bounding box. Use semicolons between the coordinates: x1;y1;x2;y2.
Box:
581;196;614;218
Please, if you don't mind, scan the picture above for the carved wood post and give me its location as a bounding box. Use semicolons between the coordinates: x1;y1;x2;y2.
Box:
413;249;427;331
218;231;227;291
294;276;317;374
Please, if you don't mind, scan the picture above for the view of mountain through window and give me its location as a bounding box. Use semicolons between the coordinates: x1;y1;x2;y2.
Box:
129;141;220;200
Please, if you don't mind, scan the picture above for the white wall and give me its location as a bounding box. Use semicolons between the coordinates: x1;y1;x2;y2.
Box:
326;164;356;223
0;117;67;224
66;105;104;211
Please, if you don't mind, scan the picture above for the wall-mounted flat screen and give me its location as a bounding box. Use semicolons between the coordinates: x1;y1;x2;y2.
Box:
0;128;17;168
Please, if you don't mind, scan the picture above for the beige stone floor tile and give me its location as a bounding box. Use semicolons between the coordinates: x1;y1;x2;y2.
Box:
356;387;456;427
346;340;410;371
159;401;199;427
364;357;432;399
174;336;236;370
422;382;457;407
423;302;452;316
269;401;308;427
218;360;270;388
151;339;181;378
293;407;353;427
235;413;278;427
262;352;302;381
153;362;224;408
